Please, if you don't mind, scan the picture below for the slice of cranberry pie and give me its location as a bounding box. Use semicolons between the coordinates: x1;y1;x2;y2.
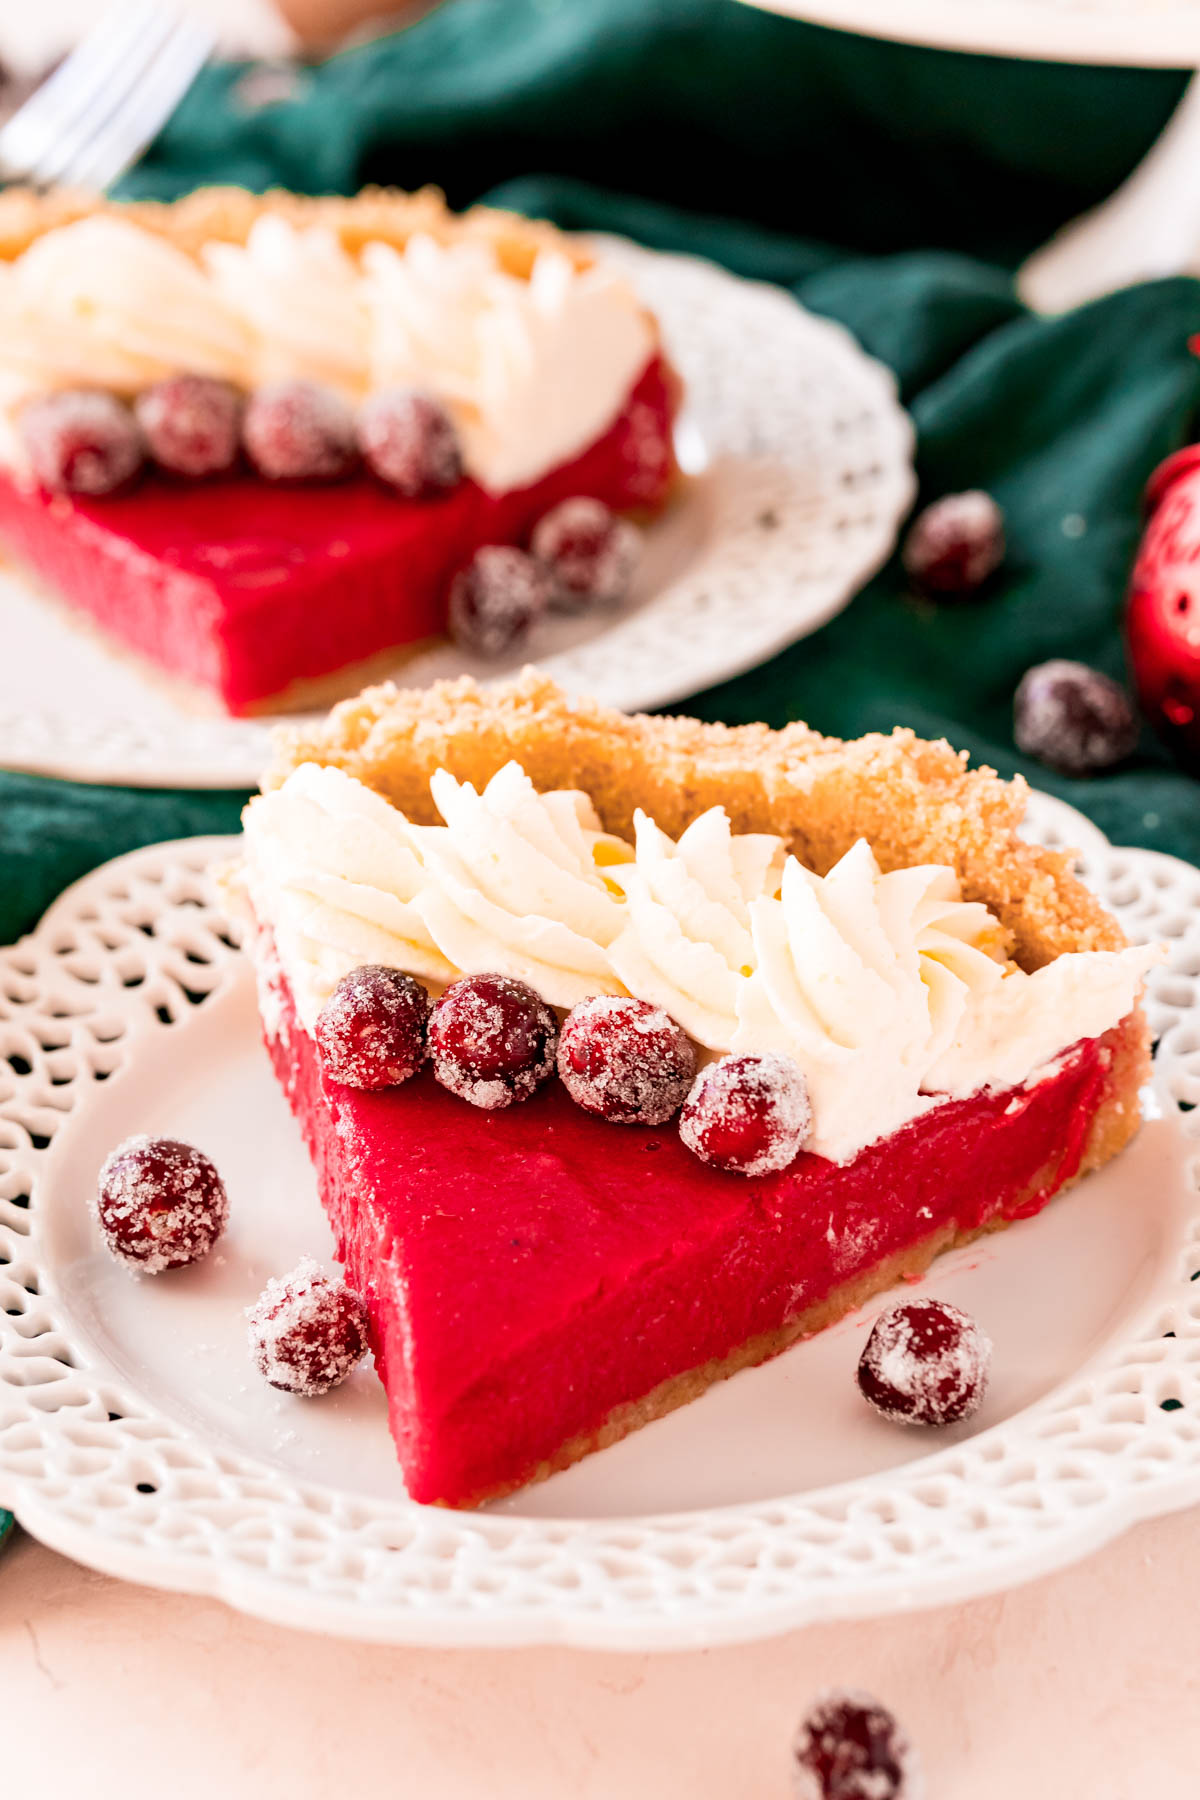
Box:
230;671;1156;1507
0;186;678;713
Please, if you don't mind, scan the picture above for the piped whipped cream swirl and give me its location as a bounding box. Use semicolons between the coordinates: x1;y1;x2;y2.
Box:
243;762;1158;1163
0;217;252;408
609;807;785;1047
0;215;655;492
241;763;455;1028
734;840;1157;1162
413;763;632;1009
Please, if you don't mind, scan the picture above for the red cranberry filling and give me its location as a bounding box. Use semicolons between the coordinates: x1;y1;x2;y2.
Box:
135;374;242;478
901;489;1005;597
1013;658;1138;775
93;1135;228;1272
531;496;641;611
247;1257;370;1396
857;1296;991;1426
447;545;551;657
428;972;557;1109
793;1690;916;1800
680;1052;811;1175
558;995;695;1124
242;379;358;482
358;388;463;497
21;389;145;496
315;965;430;1090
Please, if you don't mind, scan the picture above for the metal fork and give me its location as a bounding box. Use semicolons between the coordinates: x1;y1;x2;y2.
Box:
0;1;215;193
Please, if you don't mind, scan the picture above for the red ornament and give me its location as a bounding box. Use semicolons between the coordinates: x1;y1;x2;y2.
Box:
1127;445;1200;770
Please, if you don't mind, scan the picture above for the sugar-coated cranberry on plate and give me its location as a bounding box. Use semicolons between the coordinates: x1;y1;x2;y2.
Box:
857;1296;991;1426
428;972;558;1109
447;544;552;657
358;388;463;497
93;1135;228;1273
315;964;430;1090
247;1257;370;1397
21;389;145;496
1012;658;1138;775
901;489;1005;597
242;379;358;482
531;496;641;611
679;1052;811;1176
558;995;696;1125
793;1690;918;1800
135;374;242;478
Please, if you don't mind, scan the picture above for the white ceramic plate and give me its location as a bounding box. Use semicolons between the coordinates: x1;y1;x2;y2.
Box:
0;238;914;790
735;0;1200;67
0;796;1197;1649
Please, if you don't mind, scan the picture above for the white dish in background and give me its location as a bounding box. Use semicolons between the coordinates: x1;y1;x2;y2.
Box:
0;236;914;789
735;0;1200;66
0;794;1196;1648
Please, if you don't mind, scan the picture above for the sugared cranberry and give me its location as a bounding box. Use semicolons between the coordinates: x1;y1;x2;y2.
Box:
857;1297;991;1426
1013;658;1138;774
315;964;429;1090
793;1691;917;1800
21;389;144;496
93;1135;228;1273
242;379;357;481
135;374;242;478
531;496;641;612
428;972;557;1109
247;1257;370;1397
447;545;551;658
901;489;1005;597
358;388;463;496
679;1053;811;1176
558;995;695;1125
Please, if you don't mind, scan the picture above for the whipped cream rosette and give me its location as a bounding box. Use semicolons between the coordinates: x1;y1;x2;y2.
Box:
242;762;455;1027
609;806;785;1047
412;763;632;1009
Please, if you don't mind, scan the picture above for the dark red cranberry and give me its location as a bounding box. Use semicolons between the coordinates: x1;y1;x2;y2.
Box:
1013;658;1138;775
135;374;242;478
21;389;145;496
447;545;551;658
901;489;1005;597
857;1297;991;1426
247;1258;370;1397
93;1135;228;1273
242;379;357;481
793;1691;917;1800
531;496;641;612
314;964;429;1090
428;972;557;1109
358;388;463;497
557;996;695;1125
679;1053;811;1176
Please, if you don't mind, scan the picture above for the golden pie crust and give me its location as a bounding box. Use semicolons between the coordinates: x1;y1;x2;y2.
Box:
0;182;595;278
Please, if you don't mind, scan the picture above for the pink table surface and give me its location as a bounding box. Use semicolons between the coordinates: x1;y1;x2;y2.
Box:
1;1506;1196;1796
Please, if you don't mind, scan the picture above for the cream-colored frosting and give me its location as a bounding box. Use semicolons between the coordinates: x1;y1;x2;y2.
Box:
243;764;1157;1162
241;762;455;1028
204;217;371;398
0;215;654;493
412;763;632;1009
364;235;655;491
733;840;1158;1162
0;217;252;407
609;807;785;1048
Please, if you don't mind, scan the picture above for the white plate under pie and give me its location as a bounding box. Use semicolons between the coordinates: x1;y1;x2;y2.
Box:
0;793;1197;1648
0;237;914;790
